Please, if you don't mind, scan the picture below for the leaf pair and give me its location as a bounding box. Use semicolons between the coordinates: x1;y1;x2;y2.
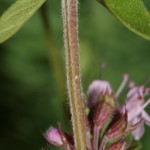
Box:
98;0;150;40
0;0;45;43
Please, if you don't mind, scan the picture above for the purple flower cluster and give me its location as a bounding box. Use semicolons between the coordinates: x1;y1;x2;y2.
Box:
44;74;150;150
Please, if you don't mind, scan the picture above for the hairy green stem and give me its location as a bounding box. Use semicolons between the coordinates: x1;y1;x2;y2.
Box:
62;0;87;149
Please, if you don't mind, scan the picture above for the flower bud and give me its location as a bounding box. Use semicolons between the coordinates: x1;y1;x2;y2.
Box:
44;128;63;146
105;113;127;139
92;93;117;150
93;93;117;127
99;113;128;150
108;140;126;150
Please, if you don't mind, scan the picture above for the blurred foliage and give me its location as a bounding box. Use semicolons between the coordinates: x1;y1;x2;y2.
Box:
98;0;150;40
0;0;45;43
0;0;150;150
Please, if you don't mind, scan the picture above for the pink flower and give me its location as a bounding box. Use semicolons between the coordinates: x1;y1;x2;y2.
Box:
87;80;112;108
87;74;150;140
44;128;64;146
44;74;150;150
44;127;75;150
124;85;150;140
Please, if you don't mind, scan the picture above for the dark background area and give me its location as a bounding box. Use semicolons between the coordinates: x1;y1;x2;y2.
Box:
0;0;150;150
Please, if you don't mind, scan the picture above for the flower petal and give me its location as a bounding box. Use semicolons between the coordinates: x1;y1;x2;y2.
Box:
131;123;145;140
44;128;63;146
87;80;112;108
126;86;144;105
127;106;142;123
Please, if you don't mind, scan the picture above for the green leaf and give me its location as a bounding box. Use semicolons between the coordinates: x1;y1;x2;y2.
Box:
98;0;150;40
0;0;45;43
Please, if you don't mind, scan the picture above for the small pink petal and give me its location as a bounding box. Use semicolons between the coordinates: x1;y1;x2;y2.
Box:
127;87;138;100
127;106;142;123
126;86;144;107
138;86;145;97
128;81;135;89
144;88;150;97
87;80;112;108
44;128;63;146
131;123;145;140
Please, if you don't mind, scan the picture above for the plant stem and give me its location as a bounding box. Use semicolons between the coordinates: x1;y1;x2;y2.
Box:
62;0;87;150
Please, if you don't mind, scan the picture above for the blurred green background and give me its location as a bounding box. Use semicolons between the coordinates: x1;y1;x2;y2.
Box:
0;0;150;150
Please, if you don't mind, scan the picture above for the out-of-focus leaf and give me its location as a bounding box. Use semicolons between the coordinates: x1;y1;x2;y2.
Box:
0;0;45;43
98;0;150;40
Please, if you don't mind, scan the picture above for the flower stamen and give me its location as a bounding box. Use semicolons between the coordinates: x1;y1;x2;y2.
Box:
143;98;150;109
116;74;128;98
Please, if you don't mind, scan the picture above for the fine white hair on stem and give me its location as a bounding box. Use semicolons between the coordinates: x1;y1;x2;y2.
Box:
61;0;87;149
